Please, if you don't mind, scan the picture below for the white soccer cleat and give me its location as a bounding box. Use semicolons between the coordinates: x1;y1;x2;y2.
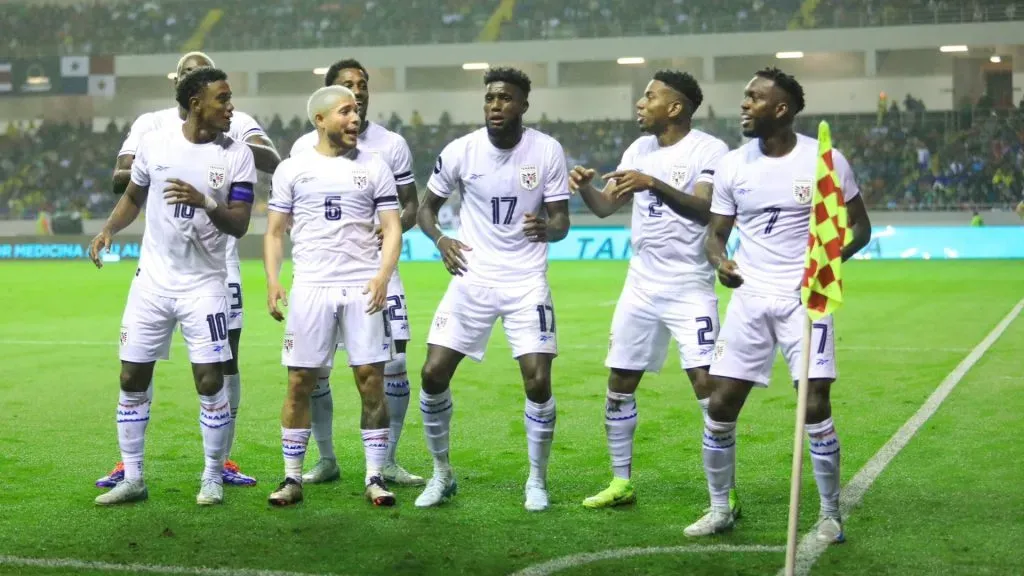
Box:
94;479;148;506
301;459;341;484
383;463;425;486
365;475;396;507
524;479;549;512
414;470;457;508
815;515;845;544
684;507;735;537
268;478;304;507
196;479;224;506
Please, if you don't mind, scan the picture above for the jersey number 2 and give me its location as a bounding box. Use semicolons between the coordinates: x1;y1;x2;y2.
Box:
648;192;664;218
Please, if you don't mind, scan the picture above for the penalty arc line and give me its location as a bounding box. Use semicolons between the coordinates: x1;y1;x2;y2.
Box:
507;544;787;576
781;296;1024;576
0;556;344;576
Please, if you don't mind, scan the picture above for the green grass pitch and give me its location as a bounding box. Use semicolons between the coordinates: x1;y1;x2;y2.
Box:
0;259;1020;576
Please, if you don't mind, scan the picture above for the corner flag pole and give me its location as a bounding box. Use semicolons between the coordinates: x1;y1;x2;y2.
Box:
784;313;813;576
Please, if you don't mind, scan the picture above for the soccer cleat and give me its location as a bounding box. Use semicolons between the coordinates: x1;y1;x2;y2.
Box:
94;479;147;506
414;470;457;508
524;479;549;512
268;477;304;507
815;515;845;544
383;463;425;486
582;477;635;509
95;462;125;488
365;475;396;507
196;479;224;506
222;460;257;486
684;507;735;537
301;458;341;484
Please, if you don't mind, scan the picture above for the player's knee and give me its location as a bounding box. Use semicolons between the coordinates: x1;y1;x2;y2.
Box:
353;365;384;396
194;366;223;396
420;360;452;393
523;370;552;403
394;339;408;354
608;368;642;394
222;358;239;375
119;366;150;392
288;368;317;397
805;380;834;424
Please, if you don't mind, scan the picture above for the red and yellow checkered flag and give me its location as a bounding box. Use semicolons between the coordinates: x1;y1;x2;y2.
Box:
801;121;850;320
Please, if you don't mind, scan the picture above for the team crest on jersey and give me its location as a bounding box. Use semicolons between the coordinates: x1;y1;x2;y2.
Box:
283;331;294;353
352;169;369;190
519;165;539;191
670;165;688;189
208;166;226;190
793;178;813;204
119;326;128;346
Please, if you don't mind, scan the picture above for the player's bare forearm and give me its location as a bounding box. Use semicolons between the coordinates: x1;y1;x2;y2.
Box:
842;195;872;262
705;213;735;270
246;135;281;173
417;192;447;244
577;182;623;218
264;212;288;285
397;183;419;233
544;200;571;242
206;202;252;238
103;182;147;234
652;179;711;225
377;210;402;279
111;155;134;196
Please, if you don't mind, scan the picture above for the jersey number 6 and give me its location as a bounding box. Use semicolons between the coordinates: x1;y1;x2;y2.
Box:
325;196;342;221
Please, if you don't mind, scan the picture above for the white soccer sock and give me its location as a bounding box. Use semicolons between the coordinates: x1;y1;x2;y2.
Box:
702;415;736;510
605;390;637;480
117;390;150;483
361;428;389;484
420;389;453;473
310;372;336;461
524;397;556;486
282;427;311;482
384;353;410;466
698;397;736;490
223;373;241;461
806;417;841;517
198;388;231;484
145;378;155;403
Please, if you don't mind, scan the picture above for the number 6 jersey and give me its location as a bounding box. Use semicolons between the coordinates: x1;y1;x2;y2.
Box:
710;134;860;298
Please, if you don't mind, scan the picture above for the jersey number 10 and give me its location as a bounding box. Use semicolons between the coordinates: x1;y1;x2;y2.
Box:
174;205;195;219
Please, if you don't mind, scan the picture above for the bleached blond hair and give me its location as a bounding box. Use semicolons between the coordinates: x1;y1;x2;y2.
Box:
306;85;356;126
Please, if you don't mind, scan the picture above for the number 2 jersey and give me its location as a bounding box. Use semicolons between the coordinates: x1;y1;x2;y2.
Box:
710;134;860;298
618;129;728;294
427;127;570;287
131;126;257;297
269;149;398;286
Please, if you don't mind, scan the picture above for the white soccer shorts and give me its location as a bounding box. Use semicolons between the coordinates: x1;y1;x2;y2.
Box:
282;284;393;369
605;278;719;372
334;270;410;351
427;280;558;362
709;291;837;387
118;284;233;365
226;262;244;331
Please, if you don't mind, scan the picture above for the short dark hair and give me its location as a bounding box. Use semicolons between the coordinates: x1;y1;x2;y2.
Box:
174;66;228;110
325;59;369;87
483;66;531;98
653;70;703;114
755;66;806;115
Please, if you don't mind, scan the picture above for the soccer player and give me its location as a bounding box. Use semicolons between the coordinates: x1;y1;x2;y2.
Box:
88;67;257;506
569;71;739;511
684;67;871;541
96;51;279;489
415;67;571;511
264;85;402;507
289;58;422;487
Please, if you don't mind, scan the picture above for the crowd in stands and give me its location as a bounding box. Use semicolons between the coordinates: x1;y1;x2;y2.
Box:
4;0;1021;57
3;101;1022;220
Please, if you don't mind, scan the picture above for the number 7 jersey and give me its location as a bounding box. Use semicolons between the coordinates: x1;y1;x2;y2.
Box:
710;134;860;298
427;127;570;287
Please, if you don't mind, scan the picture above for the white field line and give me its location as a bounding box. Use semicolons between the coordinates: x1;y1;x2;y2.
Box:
507;544;786;576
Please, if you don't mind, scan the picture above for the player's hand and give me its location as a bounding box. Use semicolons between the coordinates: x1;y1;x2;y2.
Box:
523;213;550;243
602;170;653;200
363;274;388;314
88;228;113;269
437;236;471;276
569;165;596;193
716;260;744;289
267;282;288;322
163;178;208;208
374;224;384;250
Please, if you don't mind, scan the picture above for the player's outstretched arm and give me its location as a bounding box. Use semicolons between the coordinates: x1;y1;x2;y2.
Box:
90;182;147;268
705;212;743;288
397;182;420;232
111;155;134;196
245;134;281;173
570;166;628;218
841;195;872;262
264;210;289;321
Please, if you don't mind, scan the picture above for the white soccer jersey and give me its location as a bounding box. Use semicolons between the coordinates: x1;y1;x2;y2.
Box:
269;148;398;286
289;122;415;186
427;127;570;287
619;129;727;293
119;106;267;265
710;134;860;298
131;126;257;298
